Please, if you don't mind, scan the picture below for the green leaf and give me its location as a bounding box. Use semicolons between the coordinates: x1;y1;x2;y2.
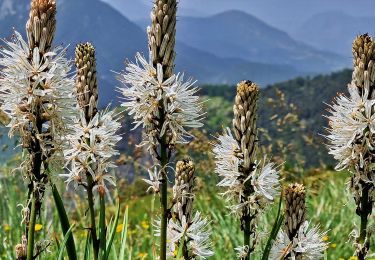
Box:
84;232;91;260
105;200;121;259
99;194;107;260
119;205;129;259
262;193;284;260
52;183;77;260
58;223;76;260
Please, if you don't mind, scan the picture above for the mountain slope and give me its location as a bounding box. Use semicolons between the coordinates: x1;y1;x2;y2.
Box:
0;0;303;105
177;10;348;73
293;11;375;56
200;69;352;168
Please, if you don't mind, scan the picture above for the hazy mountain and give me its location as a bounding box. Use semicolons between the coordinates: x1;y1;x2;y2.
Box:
0;0;304;106
103;0;375;35
176;11;348;73
292;11;375;56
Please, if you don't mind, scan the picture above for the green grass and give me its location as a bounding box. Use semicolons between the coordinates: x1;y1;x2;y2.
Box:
1;163;374;259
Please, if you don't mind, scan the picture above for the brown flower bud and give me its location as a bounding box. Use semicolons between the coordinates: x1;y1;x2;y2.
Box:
148;0;177;78
26;0;56;53
75;43;98;121
284;183;306;240
232;80;259;172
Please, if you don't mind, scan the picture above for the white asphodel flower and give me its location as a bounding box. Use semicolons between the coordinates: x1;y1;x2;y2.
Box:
118;53;203;147
142;167;162;193
326;83;375;171
62;108;122;192
213;128;280;215
0;31;76;144
154;212;214;259
235;245;249;259
251;158;280;201
270;221;328;260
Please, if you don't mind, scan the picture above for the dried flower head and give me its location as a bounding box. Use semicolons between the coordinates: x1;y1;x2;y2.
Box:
26;0;56;53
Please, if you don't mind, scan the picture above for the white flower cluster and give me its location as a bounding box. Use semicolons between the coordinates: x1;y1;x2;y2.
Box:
270;221;328;259
327;83;375;178
62;108;122;192
118;53;203;151
0;32;75;149
213;128;280;216
155;212;214;259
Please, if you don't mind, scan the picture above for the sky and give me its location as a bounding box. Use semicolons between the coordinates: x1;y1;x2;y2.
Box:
102;0;375;33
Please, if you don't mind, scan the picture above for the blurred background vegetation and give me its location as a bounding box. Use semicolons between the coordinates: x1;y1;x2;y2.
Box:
1;69;375;259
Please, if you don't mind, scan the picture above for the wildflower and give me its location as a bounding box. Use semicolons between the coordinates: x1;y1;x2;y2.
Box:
137;252;148;259
62;108;121;191
270;221;328;259
271;184;328;259
34;224;43;232
62;43;121;192
116;223;124;233
0;31;76;153
118;54;203;151
322;235;329;242
326;34;375;258
235;245;249;259
214;81;281;257
141;221;150;230
3;224;10;232
143;167;162;193
330;243;337;248
155;212;213;259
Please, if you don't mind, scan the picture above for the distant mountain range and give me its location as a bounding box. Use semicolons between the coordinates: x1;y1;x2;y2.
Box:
292;11;375;56
0;0;350;106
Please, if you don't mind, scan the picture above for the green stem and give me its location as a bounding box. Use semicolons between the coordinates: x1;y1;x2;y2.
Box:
160;134;168;260
243;216;251;260
27;194;37;260
87;175;99;260
99;194;106;259
357;182;372;260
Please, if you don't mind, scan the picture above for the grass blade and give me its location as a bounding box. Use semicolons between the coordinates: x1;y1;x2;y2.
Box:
99;194;106;259
52;183;77;260
119;205;129;259
58;223;76;260
105;200;121;259
262;193;284;260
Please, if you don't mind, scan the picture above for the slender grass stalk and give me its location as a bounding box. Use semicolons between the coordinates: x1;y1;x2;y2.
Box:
26;195;37;260
159;136;168;260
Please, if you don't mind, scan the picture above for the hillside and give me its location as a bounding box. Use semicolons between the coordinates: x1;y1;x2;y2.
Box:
0;0;305;106
200;69;352;168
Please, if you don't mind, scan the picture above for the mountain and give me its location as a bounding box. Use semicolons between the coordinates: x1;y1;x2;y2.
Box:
200;69;352;168
177;10;348;73
0;0;304;106
292;11;375;56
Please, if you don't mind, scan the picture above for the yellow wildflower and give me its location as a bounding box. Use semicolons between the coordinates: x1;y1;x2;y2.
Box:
137;252;147;259
116;223;124;233
3;224;10;232
141;221;149;230
349;257;358;260
330;243;336;248
34;224;43;232
322;235;329;242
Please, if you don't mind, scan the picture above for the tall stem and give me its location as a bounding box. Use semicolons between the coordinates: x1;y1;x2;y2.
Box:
357;181;372;259
26;194;37;260
87;175;99;260
243;216;251;260
160;133;168;260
